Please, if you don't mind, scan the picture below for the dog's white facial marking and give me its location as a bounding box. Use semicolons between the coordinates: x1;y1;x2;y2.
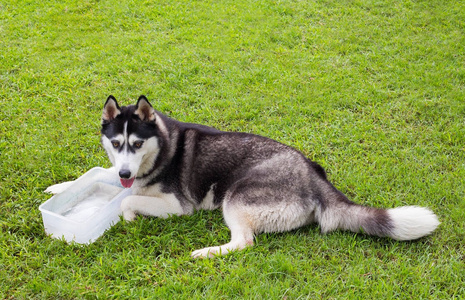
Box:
115;135;159;179
135;136;160;177
102;121;160;181
123;121;128;143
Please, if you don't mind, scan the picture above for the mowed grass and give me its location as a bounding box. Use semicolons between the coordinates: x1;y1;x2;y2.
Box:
1;0;464;298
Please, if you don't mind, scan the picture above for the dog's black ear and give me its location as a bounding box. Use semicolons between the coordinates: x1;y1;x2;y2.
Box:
102;95;121;123
135;95;156;122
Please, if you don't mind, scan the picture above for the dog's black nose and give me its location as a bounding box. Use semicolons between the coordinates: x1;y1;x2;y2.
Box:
119;169;132;179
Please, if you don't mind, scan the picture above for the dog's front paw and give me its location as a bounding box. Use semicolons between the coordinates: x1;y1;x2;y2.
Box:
44;181;75;194
121;197;137;222
122;209;137;222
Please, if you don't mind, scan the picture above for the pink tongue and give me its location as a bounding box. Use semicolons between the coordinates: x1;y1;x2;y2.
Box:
120;177;135;188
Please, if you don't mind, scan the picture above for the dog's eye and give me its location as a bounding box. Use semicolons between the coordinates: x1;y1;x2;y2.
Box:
111;141;120;148
133;141;143;149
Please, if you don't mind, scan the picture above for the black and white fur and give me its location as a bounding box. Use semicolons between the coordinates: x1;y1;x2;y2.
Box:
47;95;440;258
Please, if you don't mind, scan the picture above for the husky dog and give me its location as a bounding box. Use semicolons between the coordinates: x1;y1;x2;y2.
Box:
47;95;439;258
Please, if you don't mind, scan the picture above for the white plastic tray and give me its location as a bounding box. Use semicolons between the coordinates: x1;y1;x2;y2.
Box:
39;167;131;244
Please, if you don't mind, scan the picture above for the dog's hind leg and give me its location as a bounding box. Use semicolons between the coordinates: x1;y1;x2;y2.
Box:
191;203;254;258
191;174;315;259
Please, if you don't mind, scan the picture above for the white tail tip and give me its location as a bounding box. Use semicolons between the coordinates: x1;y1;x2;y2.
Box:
387;206;440;240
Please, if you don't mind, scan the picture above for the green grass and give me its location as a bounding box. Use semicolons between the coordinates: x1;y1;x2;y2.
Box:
1;0;464;298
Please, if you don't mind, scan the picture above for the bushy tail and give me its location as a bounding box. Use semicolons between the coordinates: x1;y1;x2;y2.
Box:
318;197;439;240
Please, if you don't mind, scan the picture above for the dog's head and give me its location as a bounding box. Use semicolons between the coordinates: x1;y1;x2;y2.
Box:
101;95;163;188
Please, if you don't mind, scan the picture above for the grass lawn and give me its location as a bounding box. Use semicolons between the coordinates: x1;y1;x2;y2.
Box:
1;0;464;298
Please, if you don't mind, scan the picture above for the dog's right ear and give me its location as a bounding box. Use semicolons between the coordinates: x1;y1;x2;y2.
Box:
102;95;121;123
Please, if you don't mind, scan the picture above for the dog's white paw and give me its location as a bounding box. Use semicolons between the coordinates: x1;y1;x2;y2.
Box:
44;181;75;194
122;209;137;222
191;246;222;259
121;198;137;222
